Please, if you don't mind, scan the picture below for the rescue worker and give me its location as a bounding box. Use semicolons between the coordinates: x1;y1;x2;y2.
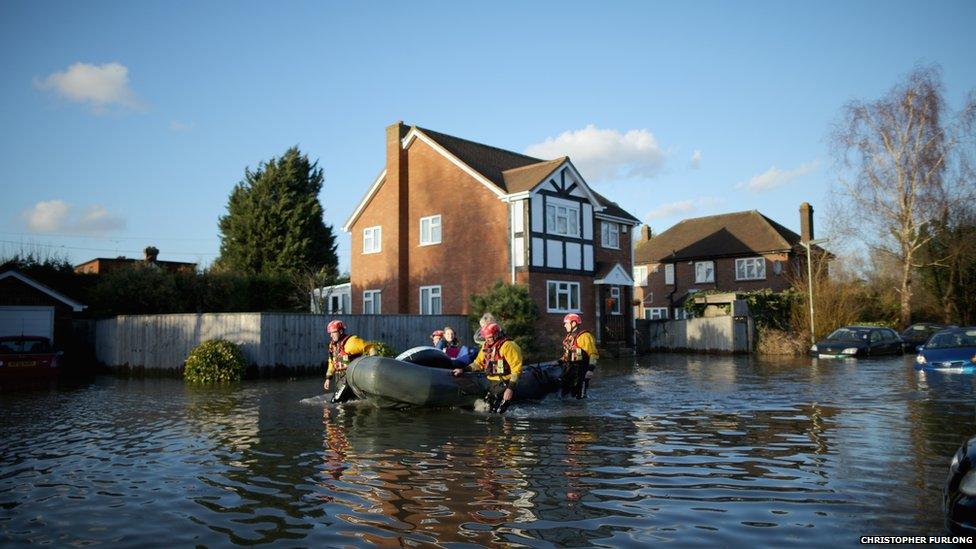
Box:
558;313;599;399
323;320;373;402
452;322;522;413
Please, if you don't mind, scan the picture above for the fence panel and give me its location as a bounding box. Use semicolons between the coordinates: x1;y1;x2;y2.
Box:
95;313;473;371
637;316;751;353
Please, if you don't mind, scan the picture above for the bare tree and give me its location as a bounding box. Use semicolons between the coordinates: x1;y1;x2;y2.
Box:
831;66;971;327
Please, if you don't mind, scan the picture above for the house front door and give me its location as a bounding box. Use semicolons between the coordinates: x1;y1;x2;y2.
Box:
600;285;626;343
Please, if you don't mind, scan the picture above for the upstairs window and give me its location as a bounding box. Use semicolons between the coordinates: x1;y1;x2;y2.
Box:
546;201;580;237
664;264;675;285
363;226;381;254
420;215;441;246
735;257;766;280
634;265;648;286
695;261;714;284
420;285;442;315
601;222;620;249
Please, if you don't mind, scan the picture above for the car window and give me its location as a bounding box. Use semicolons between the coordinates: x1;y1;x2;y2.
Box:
870;331;883;343
26;341;52;353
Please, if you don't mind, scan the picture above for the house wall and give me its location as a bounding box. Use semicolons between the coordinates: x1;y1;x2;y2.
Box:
636;252;793;315
350;124;510;315
404;136;510;314
526;273;596;354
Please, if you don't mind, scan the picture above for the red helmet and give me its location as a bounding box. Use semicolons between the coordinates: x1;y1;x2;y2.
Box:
431;330;444;338
563;313;582;325
327;320;346;334
481;323;502;340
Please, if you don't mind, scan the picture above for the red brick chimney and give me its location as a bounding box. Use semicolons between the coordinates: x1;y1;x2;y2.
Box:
799;202;814;243
386;121;410;312
639;225;653;241
144;246;159;263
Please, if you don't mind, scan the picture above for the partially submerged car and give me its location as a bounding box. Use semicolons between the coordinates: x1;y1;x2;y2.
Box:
945;434;976;534
900;322;948;352
0;336;62;379
915;327;976;373
809;326;904;358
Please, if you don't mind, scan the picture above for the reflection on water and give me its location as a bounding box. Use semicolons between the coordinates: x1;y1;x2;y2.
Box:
1;354;974;546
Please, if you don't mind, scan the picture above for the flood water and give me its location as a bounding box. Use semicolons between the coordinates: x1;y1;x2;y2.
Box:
1;353;974;547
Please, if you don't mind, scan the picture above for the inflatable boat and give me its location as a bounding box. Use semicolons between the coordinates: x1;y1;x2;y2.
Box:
345;346;564;409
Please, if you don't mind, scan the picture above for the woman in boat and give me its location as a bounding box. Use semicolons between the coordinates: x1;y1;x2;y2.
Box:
441;326;470;359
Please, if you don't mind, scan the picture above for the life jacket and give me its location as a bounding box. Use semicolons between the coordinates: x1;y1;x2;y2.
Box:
561;329;591;366
483;337;512;378
329;334;361;372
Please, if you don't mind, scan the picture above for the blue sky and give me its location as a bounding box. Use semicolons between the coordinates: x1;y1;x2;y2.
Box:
2;1;974;274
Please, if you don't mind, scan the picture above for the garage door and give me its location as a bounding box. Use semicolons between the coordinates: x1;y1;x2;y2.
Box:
0;306;55;339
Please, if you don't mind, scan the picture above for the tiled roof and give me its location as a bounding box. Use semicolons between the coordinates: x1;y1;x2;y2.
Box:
416;127;543;192
635;210;806;263
415;125;640;224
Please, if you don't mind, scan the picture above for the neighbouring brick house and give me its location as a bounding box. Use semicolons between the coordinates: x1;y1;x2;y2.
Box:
342;122;641;350
633;203;828;320
74;246;197;275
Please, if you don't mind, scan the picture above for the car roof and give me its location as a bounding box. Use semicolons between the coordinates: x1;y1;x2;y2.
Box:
0;335;51;342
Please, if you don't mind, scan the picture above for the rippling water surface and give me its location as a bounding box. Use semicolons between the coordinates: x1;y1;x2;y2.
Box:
2;354;974;547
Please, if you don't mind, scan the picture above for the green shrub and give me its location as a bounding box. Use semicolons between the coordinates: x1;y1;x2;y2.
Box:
184;339;247;383
469;281;539;355
369;341;395;357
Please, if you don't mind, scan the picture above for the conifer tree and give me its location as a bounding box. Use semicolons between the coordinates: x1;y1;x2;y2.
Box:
217;147;338;275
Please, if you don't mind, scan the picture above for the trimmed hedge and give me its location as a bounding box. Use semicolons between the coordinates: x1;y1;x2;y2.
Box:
183;339;247;383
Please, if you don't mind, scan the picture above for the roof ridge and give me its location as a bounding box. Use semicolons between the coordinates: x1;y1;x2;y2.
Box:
415;126;544;163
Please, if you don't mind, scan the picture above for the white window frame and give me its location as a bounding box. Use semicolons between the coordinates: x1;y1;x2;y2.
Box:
420;285;442;315
546;280;581;313
644;307;668;320
695;261;715;284
664;264;675;285
419;215;441;246
363;290;381;314
674;308;691;320
601;221;620;249
634;265;648;286
610;286;621;315
363;226;381;254
735;257;766;281
545;197;580;237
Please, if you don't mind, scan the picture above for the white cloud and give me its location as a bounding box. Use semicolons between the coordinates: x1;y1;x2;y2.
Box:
170;120;194;132
645;197;722;221
524;124;666;181
690;150;702;169
22;200;126;234
35;62;143;112
737;161;819;192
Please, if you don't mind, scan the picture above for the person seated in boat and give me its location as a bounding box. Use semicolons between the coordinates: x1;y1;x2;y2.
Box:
430;329;446;350
558;313;599;399
441;326;470;359
323;320;373;402
452;322;522;413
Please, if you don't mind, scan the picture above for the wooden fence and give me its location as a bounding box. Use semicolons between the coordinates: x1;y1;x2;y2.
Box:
95;313;473;371
636;316;753;354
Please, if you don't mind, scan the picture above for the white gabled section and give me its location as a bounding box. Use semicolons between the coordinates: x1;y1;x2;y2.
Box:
526;160;604;212
401;128;507;199
0;271;85;311
594;263;635;286
342;169;387;232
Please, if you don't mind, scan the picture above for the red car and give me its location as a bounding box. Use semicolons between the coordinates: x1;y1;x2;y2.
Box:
0;336;62;380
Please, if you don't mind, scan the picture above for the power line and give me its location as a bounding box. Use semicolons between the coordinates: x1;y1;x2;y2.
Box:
0;231;217;242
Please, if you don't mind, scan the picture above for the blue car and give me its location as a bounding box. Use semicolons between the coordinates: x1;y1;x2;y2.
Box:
915;327;976;373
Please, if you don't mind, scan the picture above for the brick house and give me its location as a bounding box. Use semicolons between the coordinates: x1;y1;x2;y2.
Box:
74;246;196;275
342;122;641;350
633;203;828;320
